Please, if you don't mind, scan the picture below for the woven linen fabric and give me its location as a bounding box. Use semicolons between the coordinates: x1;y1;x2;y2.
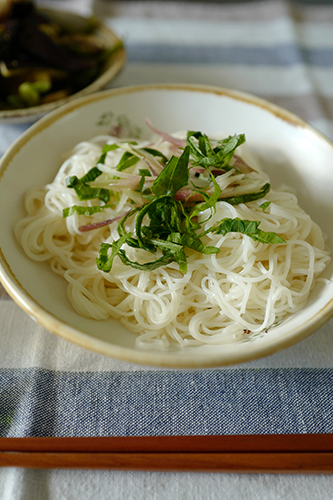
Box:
2;0;333;499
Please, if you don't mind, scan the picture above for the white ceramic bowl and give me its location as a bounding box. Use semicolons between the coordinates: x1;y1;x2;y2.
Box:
0;8;126;124
0;84;333;368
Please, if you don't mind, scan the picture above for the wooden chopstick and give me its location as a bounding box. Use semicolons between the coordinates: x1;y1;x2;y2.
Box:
1;434;333;472
1;451;333;472
2;434;333;453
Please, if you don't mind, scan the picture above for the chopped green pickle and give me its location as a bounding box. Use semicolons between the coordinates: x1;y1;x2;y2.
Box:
0;0;122;110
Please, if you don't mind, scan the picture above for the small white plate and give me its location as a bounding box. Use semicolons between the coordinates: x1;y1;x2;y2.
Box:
0;84;332;367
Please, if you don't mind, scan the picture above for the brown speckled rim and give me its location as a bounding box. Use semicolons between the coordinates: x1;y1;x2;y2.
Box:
0;83;333;368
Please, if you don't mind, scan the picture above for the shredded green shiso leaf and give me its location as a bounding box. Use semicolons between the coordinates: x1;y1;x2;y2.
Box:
63;130;286;274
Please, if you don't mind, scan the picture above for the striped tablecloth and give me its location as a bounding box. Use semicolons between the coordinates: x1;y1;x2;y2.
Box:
1;0;333;498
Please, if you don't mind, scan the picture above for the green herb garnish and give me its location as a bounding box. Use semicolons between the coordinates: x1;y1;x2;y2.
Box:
65;171;111;203
65;141;140;200
64;130;285;274
260;201;271;212
151;147;190;197
142;147;168;163
212;218;285;244
187;131;245;171
62;204;114;218
116;152;140;171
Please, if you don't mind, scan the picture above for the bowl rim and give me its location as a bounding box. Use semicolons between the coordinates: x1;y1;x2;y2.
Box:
1;82;333;368
0;8;126;123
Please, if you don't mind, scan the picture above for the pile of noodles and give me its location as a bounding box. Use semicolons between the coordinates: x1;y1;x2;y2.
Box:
15;131;331;349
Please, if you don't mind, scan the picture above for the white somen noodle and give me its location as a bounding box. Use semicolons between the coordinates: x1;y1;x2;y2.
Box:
15;130;331;349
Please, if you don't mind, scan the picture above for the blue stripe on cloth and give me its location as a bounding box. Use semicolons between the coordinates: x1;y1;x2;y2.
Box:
126;44;333;66
0;123;30;160
1;368;333;437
